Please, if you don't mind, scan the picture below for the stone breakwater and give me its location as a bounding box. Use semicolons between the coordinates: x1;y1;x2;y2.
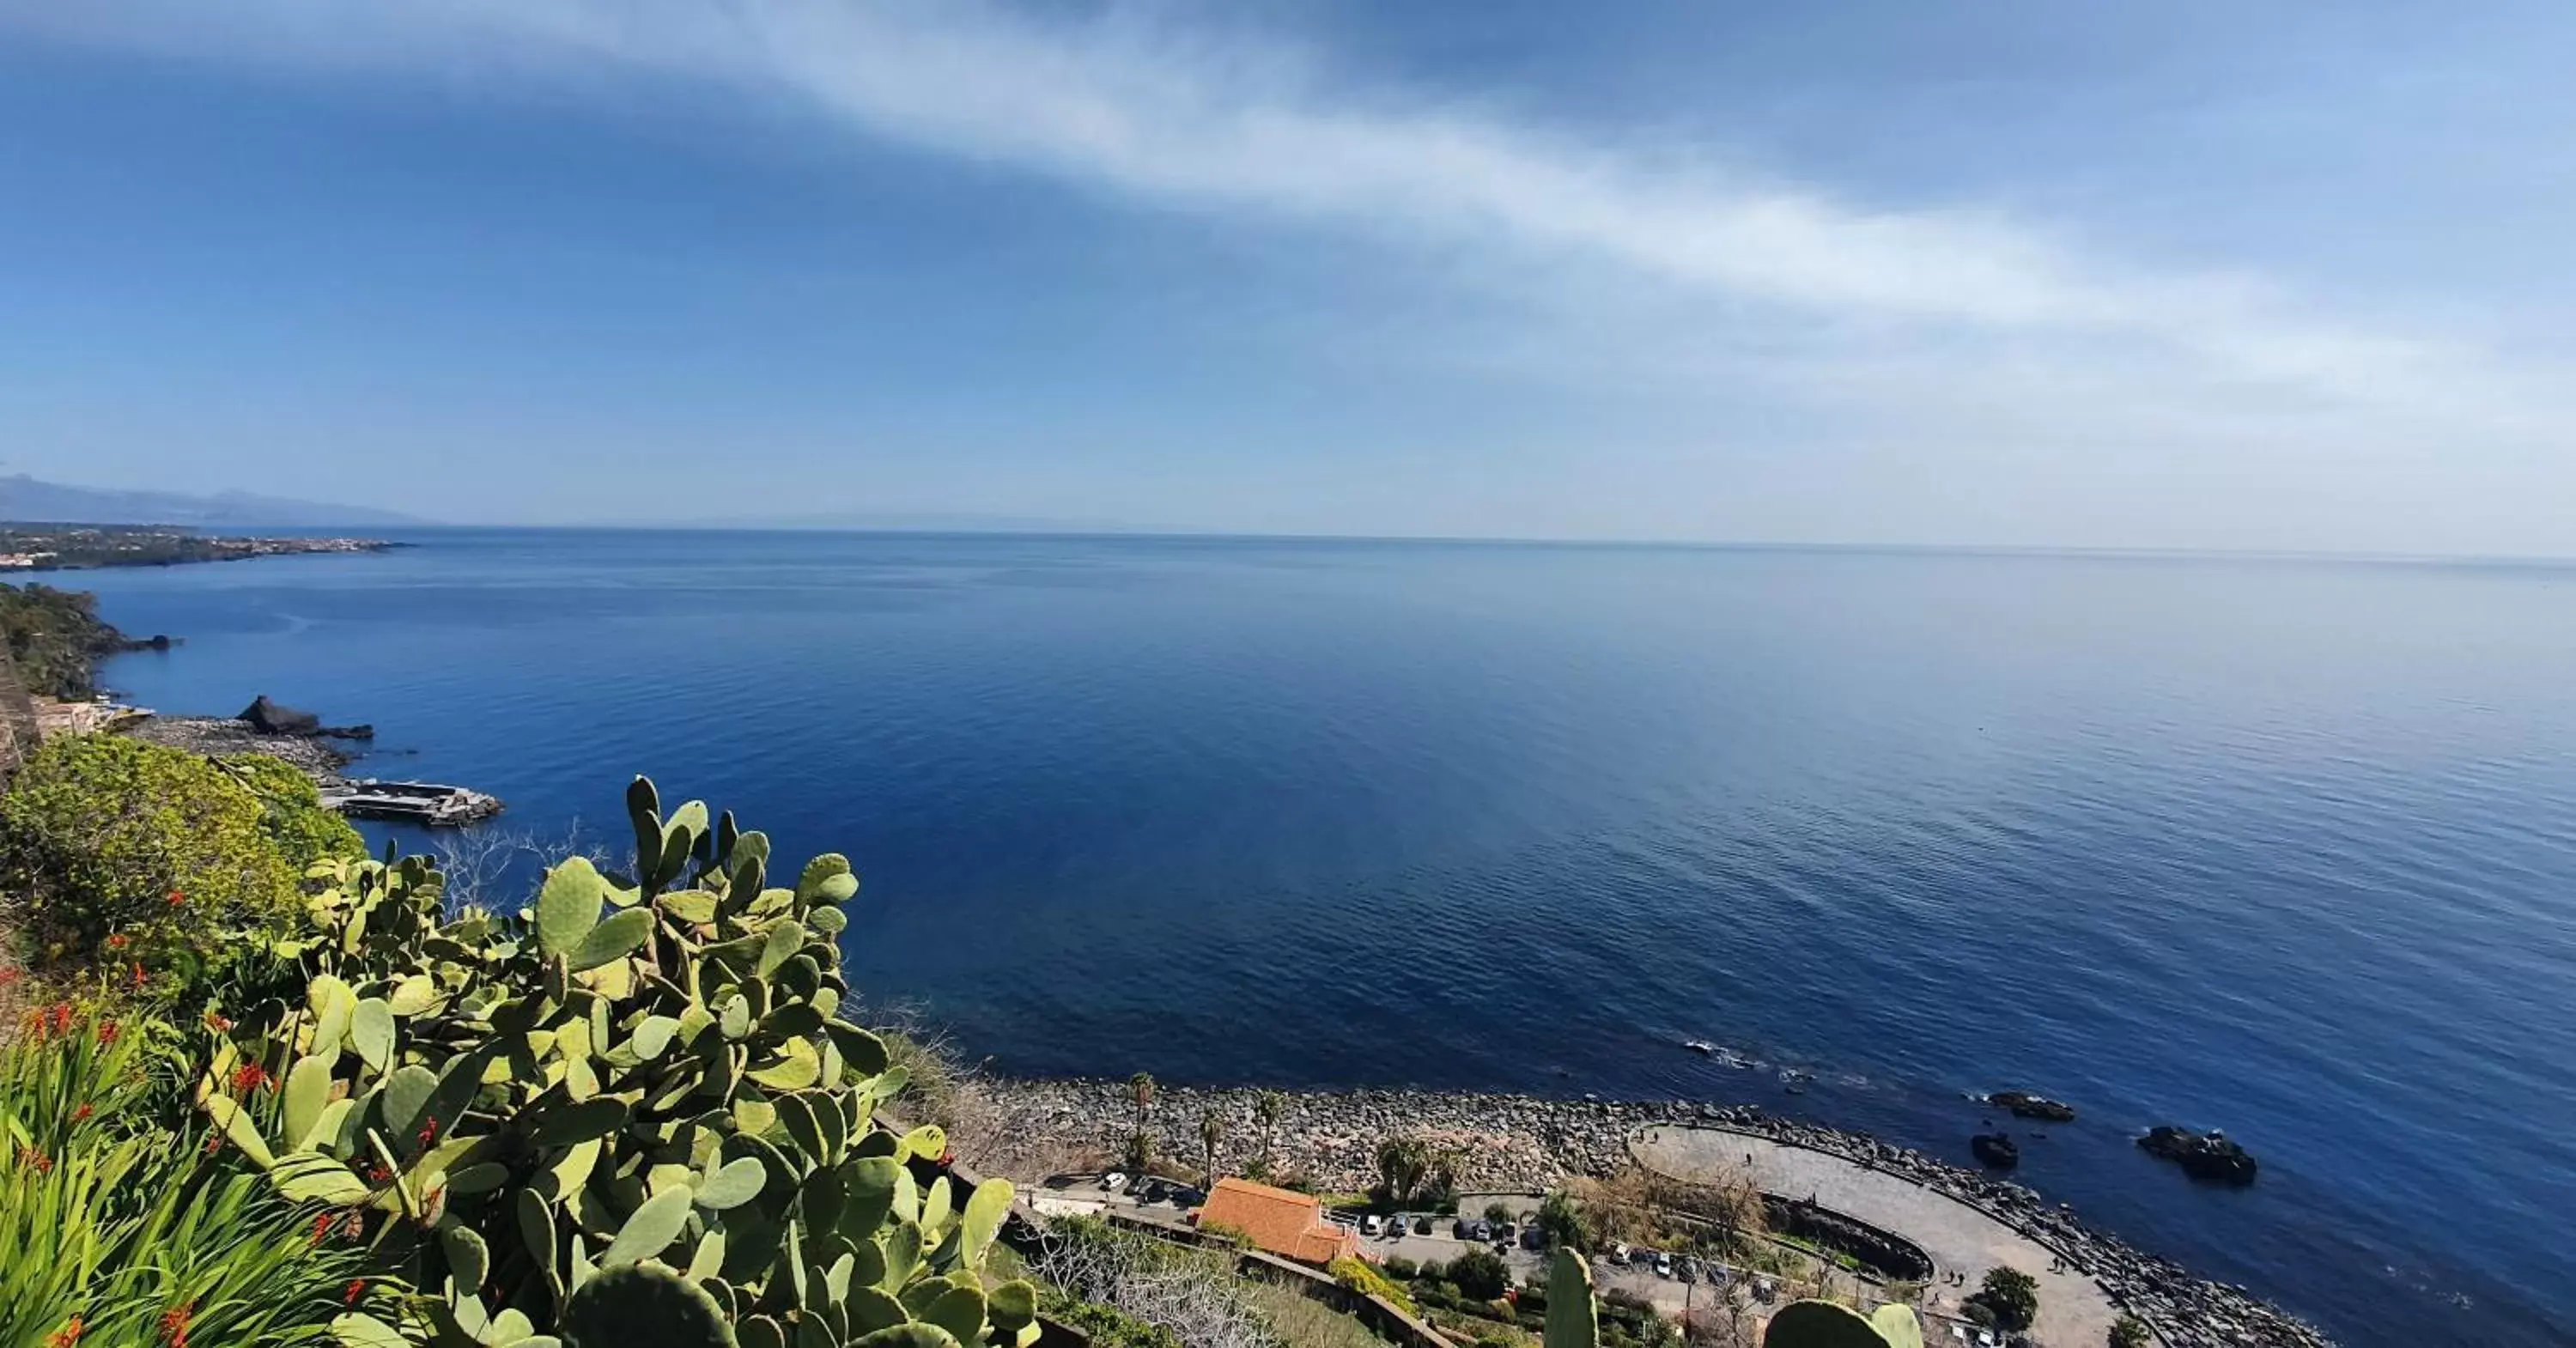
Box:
978;1078;2332;1348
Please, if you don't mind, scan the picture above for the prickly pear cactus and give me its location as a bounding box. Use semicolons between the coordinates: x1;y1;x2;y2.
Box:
1762;1300;1923;1348
1542;1250;1596;1348
199;778;1040;1348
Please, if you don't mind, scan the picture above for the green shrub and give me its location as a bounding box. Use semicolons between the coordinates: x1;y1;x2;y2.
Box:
2110;1313;2152;1348
1449;1248;1512;1300
1328;1256;1417;1315
1;1001;367;1347
0;735;299;984
202;776;1036;1348
220;755;366;875
1038;1293;1184;1348
1383;1256;1419;1281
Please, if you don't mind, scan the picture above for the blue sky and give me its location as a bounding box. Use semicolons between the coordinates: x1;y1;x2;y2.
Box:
2;2;2570;552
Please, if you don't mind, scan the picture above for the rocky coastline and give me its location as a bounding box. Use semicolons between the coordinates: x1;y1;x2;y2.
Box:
971;1078;2333;1348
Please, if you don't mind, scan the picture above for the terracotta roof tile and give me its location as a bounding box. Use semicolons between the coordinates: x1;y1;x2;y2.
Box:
1196;1177;1364;1265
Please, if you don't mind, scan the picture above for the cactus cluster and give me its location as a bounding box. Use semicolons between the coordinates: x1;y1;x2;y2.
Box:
198;778;1036;1348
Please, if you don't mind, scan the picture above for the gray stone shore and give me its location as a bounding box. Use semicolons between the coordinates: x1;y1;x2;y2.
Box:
977;1078;2333;1348
126;714;356;780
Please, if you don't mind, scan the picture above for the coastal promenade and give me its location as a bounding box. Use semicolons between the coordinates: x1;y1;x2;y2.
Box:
1634;1125;2121;1346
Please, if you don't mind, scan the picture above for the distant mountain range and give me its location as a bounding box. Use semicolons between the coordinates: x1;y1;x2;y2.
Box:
0;475;423;529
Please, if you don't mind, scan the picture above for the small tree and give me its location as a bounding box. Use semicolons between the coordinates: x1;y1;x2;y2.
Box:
1449;1248;1511;1300
1537;1189;1589;1251
2109;1314;2152;1348
1973;1266;2040;1333
1485;1201;1516;1224
1198;1107;1226;1187
1127;1072;1156;1134
1253;1090;1285;1172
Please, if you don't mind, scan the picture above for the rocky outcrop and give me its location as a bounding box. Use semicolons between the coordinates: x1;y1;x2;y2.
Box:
1971;1132;2021;1169
239;695;373;740
1986;1092;2077;1123
2139;1126;2258;1185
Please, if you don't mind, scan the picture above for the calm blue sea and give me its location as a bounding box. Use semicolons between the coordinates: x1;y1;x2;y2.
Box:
76;531;2576;1347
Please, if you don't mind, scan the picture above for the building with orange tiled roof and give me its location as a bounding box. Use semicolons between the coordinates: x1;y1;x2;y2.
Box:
1194;1176;1364;1266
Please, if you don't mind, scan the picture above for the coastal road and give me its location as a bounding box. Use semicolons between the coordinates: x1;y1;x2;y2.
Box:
1634;1126;2122;1347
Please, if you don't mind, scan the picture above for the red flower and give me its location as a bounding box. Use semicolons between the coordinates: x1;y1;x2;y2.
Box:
363;1161;392;1184
44;1315;82;1348
416;1114;440;1148
203;1133;222;1155
203;1011;233;1033
95;1020;118;1045
105;933;127;950
158;1301;193;1348
48;1003;74;1035
18;1145;53;1173
129;962;149;990
70;1103;94;1124
167;889;185;907
229;1062;273;1095
343;1279;367;1306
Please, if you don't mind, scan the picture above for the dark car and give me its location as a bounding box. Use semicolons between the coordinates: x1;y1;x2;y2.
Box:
1522;1226;1547;1250
1413;1216;1433;1236
1453;1218;1475;1240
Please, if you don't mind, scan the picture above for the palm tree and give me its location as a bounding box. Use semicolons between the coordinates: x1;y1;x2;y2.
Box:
1375;1136;1429;1207
1253;1090;1285;1174
1127;1072;1155;1135
1199;1108;1227;1188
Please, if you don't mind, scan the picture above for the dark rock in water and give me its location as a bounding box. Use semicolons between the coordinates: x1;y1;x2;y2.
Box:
1989;1091;2077;1122
1972;1132;2021;1169
240;695;372;740
2139;1125;2258;1184
240;695;319;735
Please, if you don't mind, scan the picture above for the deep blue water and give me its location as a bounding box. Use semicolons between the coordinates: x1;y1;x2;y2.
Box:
76;530;2576;1348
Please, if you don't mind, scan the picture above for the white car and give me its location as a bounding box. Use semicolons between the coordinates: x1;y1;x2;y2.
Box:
1654;1253;1674;1278
1361;1214;1383;1236
1101;1172;1129;1193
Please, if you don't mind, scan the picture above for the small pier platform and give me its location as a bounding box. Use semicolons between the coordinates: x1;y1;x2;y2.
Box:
319;779;504;826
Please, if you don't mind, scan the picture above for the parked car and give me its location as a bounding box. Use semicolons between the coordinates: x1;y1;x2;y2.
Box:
1172;1187;1207;1206
1101;1172;1129;1193
1522;1226;1548;1251
1362;1214;1384;1236
1609;1242;1631;1264
1453;1218;1474;1240
1413;1216;1433;1236
1674;1256;1698;1284
1654;1253;1674;1278
1493;1222;1516;1244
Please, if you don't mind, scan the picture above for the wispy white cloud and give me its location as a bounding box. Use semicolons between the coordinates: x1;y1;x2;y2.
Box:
7;0;2567;549
7;1;2498;394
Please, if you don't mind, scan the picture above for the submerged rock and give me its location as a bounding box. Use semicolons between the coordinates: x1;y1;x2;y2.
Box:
2139;1125;2258;1185
1972;1132;2022;1169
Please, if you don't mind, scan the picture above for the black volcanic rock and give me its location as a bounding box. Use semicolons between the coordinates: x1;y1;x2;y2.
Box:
1972;1132;2022;1169
1990;1091;2077;1122
239;695;372;740
2139;1126;2258;1185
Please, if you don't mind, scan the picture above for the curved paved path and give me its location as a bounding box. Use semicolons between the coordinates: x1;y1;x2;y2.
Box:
1634;1125;2122;1347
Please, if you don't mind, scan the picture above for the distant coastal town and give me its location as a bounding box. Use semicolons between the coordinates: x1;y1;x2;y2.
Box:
0;523;395;572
